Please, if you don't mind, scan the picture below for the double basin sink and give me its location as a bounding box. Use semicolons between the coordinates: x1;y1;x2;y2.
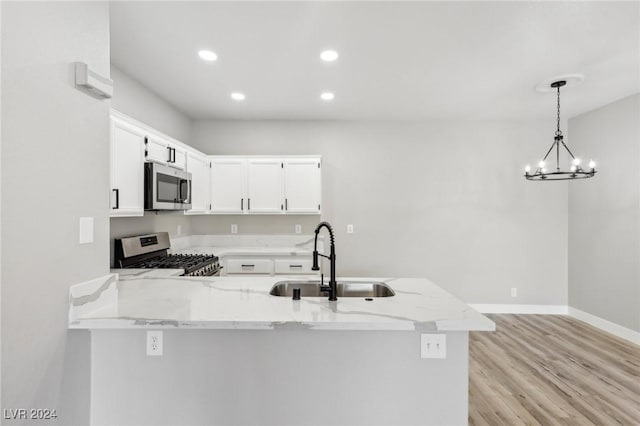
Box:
269;280;395;298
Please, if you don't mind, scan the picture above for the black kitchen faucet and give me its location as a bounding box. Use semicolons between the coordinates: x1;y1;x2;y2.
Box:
311;221;337;301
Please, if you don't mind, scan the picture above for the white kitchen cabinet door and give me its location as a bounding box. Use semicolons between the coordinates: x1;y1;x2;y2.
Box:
274;258;316;275
284;159;321;214
210;158;246;213
247;159;284;213
185;152;210;215
110;117;145;217
145;135;171;165
145;136;187;170
225;258;274;275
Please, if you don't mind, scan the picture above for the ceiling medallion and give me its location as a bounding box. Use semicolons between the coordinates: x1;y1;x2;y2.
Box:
525;79;597;181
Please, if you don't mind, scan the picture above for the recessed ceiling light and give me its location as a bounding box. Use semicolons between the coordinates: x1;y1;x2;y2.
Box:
320;50;339;62
198;50;218;61
231;92;246;101
320;92;335;101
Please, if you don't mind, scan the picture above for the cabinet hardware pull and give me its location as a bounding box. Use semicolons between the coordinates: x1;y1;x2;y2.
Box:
172;148;176;163
248;198;251;210
167;146;172;162
285;198;288;210
241;264;255;268
241;198;244;210
112;188;119;209
290;265;302;268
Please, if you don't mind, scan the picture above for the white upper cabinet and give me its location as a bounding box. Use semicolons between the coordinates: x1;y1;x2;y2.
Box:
145;135;187;170
185;151;210;215
210;158;246;214
110;116;145;217
283;159;321;214
208;156;321;215
246;159;284;213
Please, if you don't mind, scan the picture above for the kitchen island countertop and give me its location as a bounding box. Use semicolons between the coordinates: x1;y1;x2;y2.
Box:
69;274;495;331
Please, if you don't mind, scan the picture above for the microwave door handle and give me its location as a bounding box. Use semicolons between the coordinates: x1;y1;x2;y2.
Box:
180;179;190;203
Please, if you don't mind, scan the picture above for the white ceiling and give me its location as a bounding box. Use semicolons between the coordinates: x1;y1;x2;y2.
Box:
110;1;639;121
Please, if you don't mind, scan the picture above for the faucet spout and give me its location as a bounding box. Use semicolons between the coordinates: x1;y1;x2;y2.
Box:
311;222;337;301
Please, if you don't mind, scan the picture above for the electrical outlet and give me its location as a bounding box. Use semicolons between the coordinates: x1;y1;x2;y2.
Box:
421;334;446;359
231;224;238;234
295;224;302;234
511;287;517;298
146;331;163;356
347;224;354;234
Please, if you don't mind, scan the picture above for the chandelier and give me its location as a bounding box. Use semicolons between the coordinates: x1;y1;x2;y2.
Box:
525;80;597;181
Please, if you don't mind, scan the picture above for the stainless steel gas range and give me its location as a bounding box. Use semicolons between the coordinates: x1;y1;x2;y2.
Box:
114;232;221;277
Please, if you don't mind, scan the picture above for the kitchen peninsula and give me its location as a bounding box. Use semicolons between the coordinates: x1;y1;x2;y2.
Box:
70;273;494;425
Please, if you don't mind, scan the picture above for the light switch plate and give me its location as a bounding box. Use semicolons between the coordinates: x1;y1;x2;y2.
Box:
347;224;354;234
421;334;446;359
79;217;94;244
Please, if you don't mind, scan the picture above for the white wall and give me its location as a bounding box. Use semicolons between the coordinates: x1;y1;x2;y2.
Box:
1;2;110;424
191;120;568;305
568;94;640;332
109;67;193;261
110;65;191;142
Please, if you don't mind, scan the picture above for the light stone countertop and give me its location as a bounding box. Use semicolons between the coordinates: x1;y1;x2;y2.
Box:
69;274;495;332
110;268;185;278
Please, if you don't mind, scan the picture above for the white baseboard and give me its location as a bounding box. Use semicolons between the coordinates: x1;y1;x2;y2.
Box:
468;303;639;345
568;307;640;345
469;304;568;314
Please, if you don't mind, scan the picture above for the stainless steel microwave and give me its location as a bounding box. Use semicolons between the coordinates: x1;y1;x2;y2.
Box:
144;162;192;210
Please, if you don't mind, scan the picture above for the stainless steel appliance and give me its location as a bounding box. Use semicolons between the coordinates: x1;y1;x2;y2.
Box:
114;232;220;277
144;162;192;210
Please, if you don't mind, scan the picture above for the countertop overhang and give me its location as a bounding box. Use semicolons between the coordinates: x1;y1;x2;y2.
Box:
69;274;495;332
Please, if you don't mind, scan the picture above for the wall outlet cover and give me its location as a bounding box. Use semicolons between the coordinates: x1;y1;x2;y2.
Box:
347;224;354;234
146;331;163;356
295;224;302;234
421;334;446;359
79;217;94;244
231;224;238;234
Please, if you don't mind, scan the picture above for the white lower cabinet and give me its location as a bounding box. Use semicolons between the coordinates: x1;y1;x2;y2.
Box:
226;258;274;275
274;258;315;274
223;255;317;276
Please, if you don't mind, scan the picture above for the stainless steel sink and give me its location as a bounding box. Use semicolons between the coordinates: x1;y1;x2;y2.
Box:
269;281;395;298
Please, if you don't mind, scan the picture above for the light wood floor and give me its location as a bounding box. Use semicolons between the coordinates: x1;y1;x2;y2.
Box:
469;314;640;426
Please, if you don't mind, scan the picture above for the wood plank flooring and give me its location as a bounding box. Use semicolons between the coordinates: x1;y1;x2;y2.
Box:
469;314;640;426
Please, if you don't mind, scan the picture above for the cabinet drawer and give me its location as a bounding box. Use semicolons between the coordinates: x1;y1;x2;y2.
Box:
226;258;273;274
274;258;315;275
